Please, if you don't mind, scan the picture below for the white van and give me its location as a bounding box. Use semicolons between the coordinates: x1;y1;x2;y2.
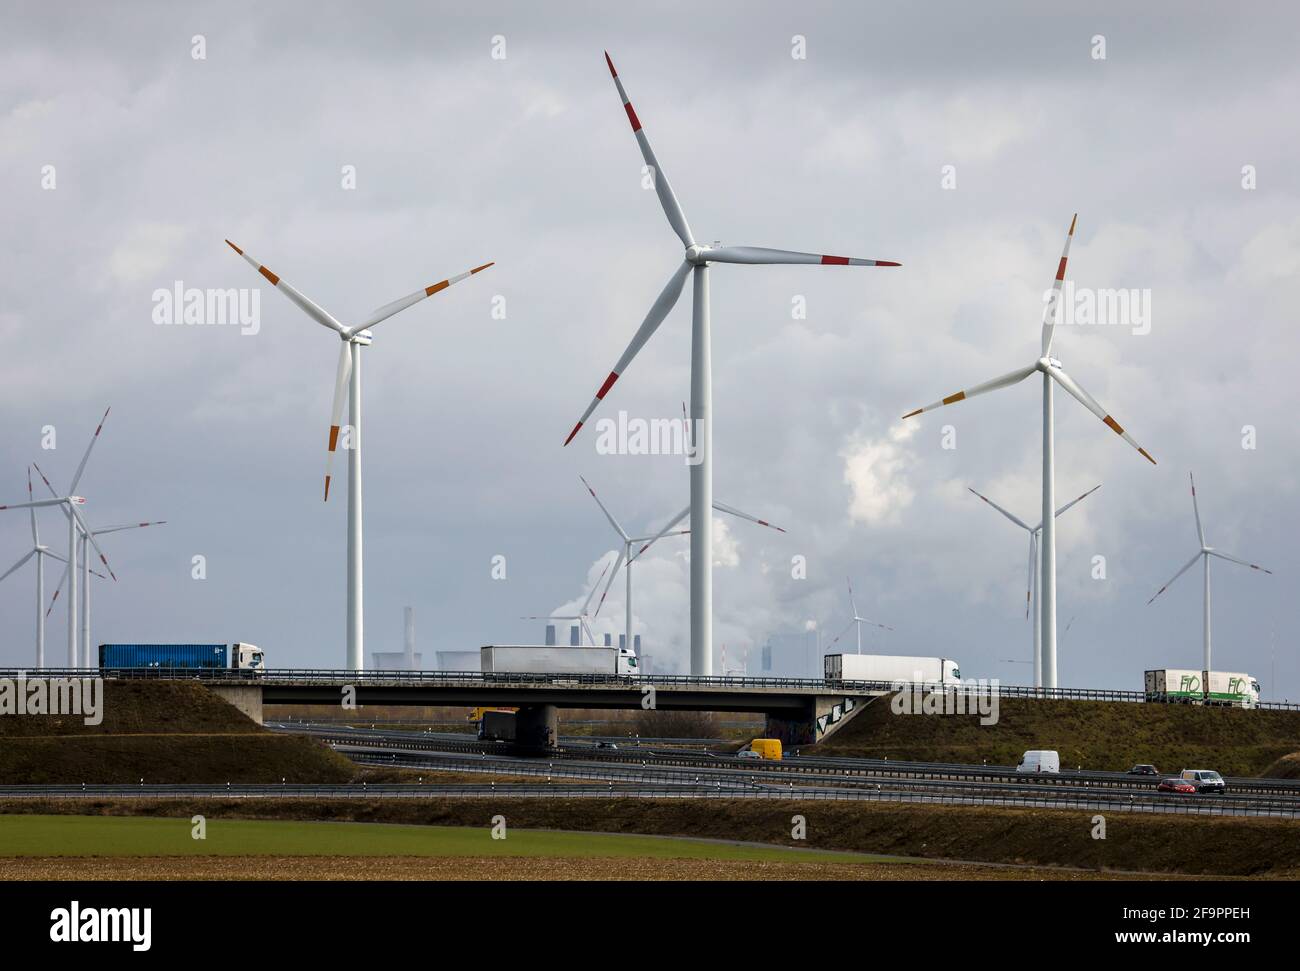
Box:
1016;750;1060;774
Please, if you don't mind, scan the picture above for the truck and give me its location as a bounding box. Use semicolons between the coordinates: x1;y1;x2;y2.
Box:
1144;669;1259;709
1204;671;1260;709
824;654;961;685
480;645;638;676
477;710;517;742
98;643;265;672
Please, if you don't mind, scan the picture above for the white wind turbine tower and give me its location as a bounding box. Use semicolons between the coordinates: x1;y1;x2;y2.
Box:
580;475;785;657
40;518;165;667
828;578;893;655
523;559;614;647
902;215;1155;689
564;52;899;676
0;469;74;667
227;240;493;670
22;406;119;669
0;492;89;666
1147;473;1272;673
968;483;1100;687
33;439;163;667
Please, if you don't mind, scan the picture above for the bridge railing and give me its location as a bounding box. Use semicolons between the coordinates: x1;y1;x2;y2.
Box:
2;667;1295;710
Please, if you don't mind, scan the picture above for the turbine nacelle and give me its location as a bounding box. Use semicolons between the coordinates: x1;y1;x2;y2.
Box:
685;244;712;265
348;329;374;347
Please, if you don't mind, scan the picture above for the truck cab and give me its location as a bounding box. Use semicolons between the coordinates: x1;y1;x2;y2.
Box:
233;643;265;670
617;648;639;676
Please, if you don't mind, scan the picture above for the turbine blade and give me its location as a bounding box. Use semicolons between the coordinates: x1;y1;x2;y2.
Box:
1147;551;1203;606
604;51;694;247
225;240;346;335
711;500;786;533
46;561;68;618
324;342;354;502
585;553;613;616
68;406;110;494
564;260;690;445
827;619;856;648
92;521;167;535
968;487;1031;531
1190;472;1206;546
857;617;893;632
1026;532;1037;619
1208;550;1272;574
704;245;900;267
354;262;494;333
579;475;629;541
901;363;1036;419
592;551;624;618
1048;366;1156;464
1054;483;1101;518
31;463;78;534
1041;214;1078;357
630;506;692;562
0;549;36;583
71;505;116;581
846;577;858;618
0;496;72;512
27;468;38;545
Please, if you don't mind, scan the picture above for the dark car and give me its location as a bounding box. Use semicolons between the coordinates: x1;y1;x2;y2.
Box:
1157;777;1197;794
1127;764;1159;776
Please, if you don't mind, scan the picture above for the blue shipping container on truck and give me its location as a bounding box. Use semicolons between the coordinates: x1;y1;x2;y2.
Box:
98;644;229;669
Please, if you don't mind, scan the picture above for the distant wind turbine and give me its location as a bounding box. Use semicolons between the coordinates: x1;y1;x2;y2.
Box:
564;52;898;676
1147;473;1272;672
968;483;1099;687
828;578;893;654
902;215;1155;688
226;240;493;669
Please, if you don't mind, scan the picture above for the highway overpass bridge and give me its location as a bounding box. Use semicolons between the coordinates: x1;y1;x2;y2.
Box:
54;668;886;748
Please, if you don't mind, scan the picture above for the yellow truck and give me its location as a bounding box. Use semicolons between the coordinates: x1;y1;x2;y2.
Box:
742;738;782;761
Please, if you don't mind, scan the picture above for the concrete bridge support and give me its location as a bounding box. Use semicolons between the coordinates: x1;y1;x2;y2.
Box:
514;703;558;753
764;694;867;747
208;684;264;726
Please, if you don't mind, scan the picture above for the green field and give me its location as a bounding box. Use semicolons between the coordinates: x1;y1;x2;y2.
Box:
0;814;892;865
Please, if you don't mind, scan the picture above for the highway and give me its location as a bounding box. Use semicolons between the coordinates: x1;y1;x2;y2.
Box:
258;722;1300;819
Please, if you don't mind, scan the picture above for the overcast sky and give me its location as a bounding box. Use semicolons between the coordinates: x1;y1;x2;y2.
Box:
2;1;1297;695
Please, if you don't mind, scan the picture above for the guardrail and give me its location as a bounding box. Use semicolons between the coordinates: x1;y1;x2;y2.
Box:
318;730;1300;797
4;667;1295;709
1;778;1292;818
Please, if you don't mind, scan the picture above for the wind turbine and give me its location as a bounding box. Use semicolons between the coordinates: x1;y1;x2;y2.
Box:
902;215;1155;688
827;577;893;655
523;558;613;647
0;469;74;667
1;492;90;666
968;483;1100;687
1147;473;1272;673
580;475;785;656
563;52;899;675
39;519;166;666
226;240;493;669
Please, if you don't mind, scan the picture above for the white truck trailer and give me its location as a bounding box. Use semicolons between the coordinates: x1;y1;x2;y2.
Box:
824;654;961;685
1144;669;1259;708
480;645;639;676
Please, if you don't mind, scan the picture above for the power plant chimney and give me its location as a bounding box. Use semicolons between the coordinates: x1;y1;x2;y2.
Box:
545;624;556;646
404;606;416;669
